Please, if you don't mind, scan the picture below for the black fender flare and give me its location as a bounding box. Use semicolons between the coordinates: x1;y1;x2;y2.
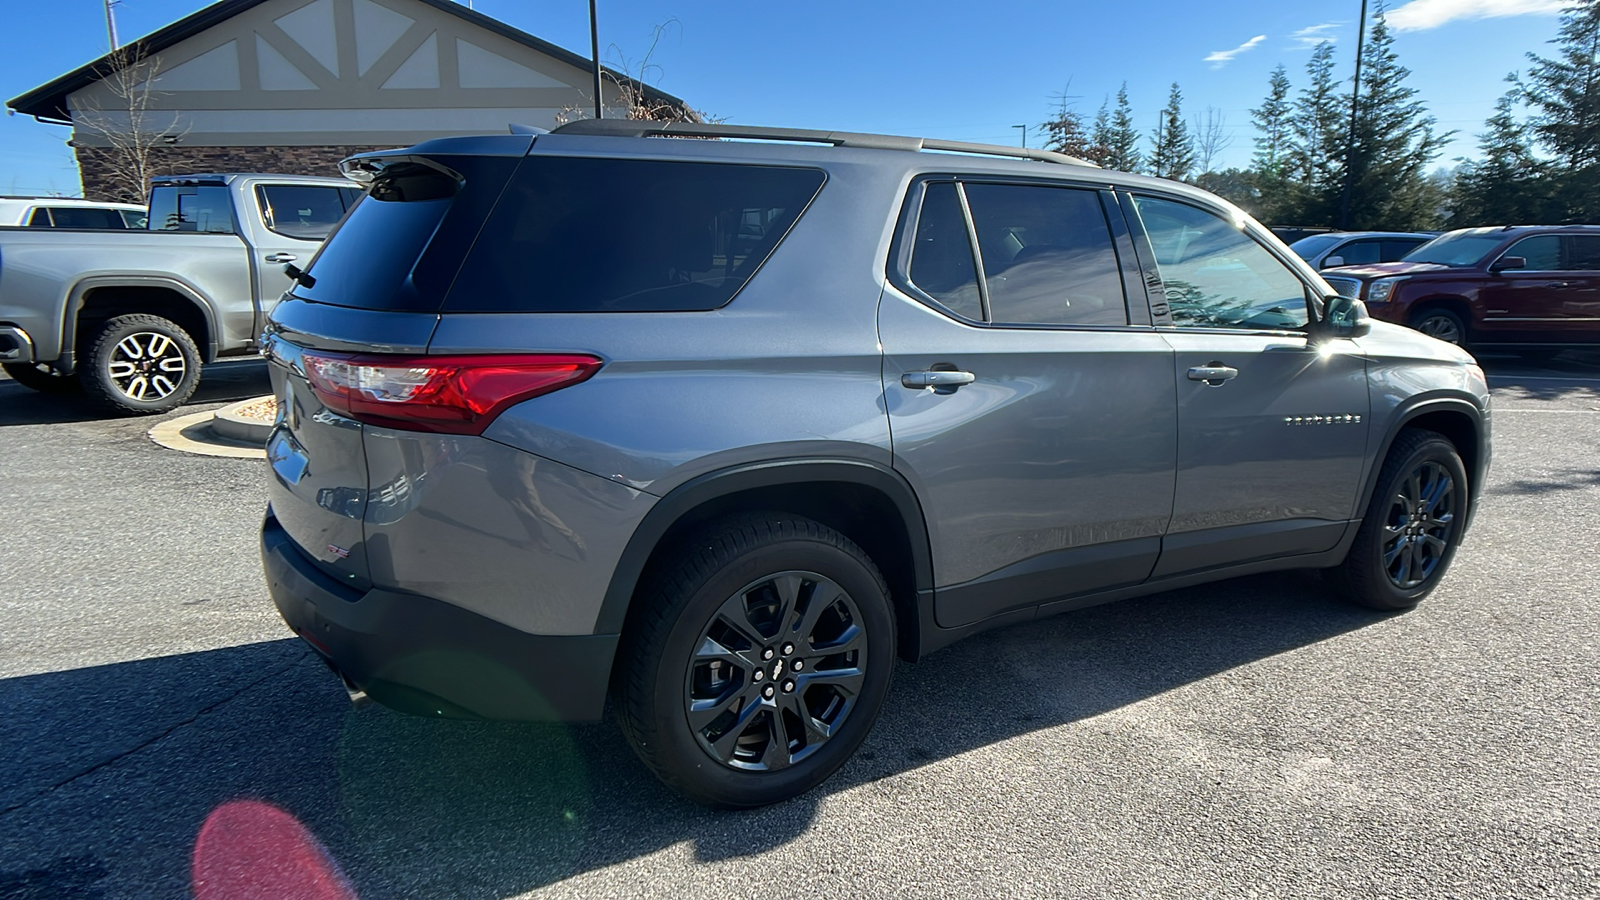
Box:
1359;395;1489;533
593;458;935;636
59;275;223;372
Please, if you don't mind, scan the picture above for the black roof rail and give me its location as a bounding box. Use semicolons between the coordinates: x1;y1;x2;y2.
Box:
549;119;1097;167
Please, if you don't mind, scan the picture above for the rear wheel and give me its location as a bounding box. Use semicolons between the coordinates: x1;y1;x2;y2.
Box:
2;362;80;393
1410;308;1467;346
615;514;895;807
82;314;202;415
1330;429;1469;610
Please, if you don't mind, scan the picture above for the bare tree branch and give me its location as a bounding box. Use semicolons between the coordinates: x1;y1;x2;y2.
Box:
557;20;712;125
72;47;187;204
1191;107;1233;176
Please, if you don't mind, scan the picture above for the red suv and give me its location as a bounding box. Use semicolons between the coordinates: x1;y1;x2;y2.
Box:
1320;225;1600;353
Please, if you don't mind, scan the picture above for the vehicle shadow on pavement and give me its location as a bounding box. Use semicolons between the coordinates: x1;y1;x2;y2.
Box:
0;360;271;427
0;572;1384;898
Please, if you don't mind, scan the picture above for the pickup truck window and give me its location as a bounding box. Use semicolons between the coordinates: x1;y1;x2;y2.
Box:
257;185;359;240
150;186;235;234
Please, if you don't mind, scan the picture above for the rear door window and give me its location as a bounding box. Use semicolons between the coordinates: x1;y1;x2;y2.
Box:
257;185;355;240
1331;239;1381;266
906;182;983;320
443;157;826;313
964;183;1126;326
1564;235;1600;270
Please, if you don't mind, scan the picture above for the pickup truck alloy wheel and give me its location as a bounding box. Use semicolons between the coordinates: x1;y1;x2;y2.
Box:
1330;429;1468;610
83;314;202;414
686;570;866;772
616;514;895;807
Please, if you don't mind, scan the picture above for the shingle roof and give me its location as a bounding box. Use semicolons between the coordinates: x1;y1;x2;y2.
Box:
7;0;688;122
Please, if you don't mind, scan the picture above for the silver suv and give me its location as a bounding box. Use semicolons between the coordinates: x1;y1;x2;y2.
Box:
261;120;1491;807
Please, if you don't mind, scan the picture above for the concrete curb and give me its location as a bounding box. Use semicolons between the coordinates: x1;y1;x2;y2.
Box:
212;396;276;444
148;409;267;460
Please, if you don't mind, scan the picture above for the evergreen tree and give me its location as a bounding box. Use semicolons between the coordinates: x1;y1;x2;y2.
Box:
1454;82;1548;225
1523;0;1600;168
1085;99;1115;168
1103;83;1142;173
1040;90;1092;158
1343;5;1451;230
1149;83;1195;180
1251;65;1294;176
1288;41;1346;224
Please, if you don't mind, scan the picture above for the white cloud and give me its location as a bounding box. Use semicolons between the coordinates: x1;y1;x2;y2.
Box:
1290;23;1341;49
1387;0;1564;31
1204;34;1267;68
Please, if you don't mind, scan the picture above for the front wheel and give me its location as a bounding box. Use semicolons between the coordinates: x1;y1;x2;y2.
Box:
615;514;895;807
82;314;202;415
1330;429;1469;610
1410;308;1467;346
2;362;80;393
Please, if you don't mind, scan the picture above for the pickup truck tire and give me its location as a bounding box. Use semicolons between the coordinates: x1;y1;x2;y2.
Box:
82;314;202;415
615;513;895;807
2;362;81;393
1330;429;1468;611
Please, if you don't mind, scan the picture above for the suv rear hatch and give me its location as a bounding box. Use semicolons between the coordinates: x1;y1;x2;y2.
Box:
263;136;527;588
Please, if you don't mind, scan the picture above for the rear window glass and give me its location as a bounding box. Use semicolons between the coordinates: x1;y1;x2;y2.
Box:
149;185;234;233
444;157;826;313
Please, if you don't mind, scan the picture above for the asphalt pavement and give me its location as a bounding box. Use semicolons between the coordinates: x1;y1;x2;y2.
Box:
0;354;1596;899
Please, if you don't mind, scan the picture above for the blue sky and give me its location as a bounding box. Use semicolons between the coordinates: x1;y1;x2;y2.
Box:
0;0;1572;196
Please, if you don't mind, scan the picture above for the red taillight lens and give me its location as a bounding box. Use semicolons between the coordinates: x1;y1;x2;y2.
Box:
300;352;602;435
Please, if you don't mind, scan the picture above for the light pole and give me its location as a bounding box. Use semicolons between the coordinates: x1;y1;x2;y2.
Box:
1012;124;1026;148
103;0;120;50
1339;0;1370;230
589;0;603;119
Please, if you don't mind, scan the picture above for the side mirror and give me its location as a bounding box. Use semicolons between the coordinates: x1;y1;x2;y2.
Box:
1322;255;1345;269
1320;295;1371;339
1490;256;1525;273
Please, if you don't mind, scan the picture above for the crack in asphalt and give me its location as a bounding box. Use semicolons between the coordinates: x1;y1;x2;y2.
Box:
0;660;302;818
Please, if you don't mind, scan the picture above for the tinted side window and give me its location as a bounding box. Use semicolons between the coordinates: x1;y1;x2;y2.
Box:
1508;235;1561;269
1565;235;1600;270
26;208;52;227
964;184;1126;326
1132;195;1309;330
46;207;126;229
907;182;982;320
149;186;235;233
1382;239;1425;260
445;157;826;313
258;185;350;240
1332;239;1381;266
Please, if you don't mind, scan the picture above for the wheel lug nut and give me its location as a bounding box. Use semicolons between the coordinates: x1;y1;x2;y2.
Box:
792;659;803;670
763;685;775;699
782;643;794;655
782;680;795;693
753;669;764;682
762;648;775;660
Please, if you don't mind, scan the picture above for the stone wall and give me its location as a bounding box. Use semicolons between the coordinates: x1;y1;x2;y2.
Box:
74;144;389;202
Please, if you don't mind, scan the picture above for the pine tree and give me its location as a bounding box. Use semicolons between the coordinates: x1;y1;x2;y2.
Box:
1523;0;1600;168
1344;5;1451;229
1085;99;1115;168
1454;82;1548;225
1149;83;1195;180
1288;41;1346;224
1251;65;1294;177
1104;83;1142;173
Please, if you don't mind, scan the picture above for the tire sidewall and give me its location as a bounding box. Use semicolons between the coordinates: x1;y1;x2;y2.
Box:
85;316;201;414
643;537;895;806
1411;308;1467;346
1361;437;1470;607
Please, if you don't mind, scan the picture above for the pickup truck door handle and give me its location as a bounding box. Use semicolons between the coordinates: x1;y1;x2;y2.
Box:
1187;364;1239;386
265;253;298;263
901;369;976;393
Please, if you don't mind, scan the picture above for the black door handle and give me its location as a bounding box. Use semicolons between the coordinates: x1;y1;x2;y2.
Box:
1187;364;1239;386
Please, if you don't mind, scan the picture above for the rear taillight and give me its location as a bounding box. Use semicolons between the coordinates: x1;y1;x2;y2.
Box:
299;352;602;435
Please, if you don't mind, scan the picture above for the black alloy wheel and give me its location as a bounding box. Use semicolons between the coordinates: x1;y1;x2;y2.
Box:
1411;308;1466;346
615;514;895;807
1331;428;1469;610
686;570;867;772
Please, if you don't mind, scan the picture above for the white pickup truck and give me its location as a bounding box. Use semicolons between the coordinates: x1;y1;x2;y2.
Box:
0;173;361;413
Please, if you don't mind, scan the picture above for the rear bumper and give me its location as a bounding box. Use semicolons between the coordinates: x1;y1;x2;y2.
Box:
0;325;35;364
262;511;619;722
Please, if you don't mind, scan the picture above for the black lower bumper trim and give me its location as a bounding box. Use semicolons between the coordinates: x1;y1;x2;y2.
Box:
262;513;618;722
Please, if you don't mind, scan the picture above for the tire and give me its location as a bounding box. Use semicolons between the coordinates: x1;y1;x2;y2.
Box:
2;362;80;393
1330;429;1469;611
81;314;202;415
615;513;896;807
1409;308;1468;347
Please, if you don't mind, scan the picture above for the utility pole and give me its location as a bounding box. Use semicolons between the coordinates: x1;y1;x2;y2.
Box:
103;0;120;50
589;0;603;119
1012;124;1026;148
1339;0;1370;230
